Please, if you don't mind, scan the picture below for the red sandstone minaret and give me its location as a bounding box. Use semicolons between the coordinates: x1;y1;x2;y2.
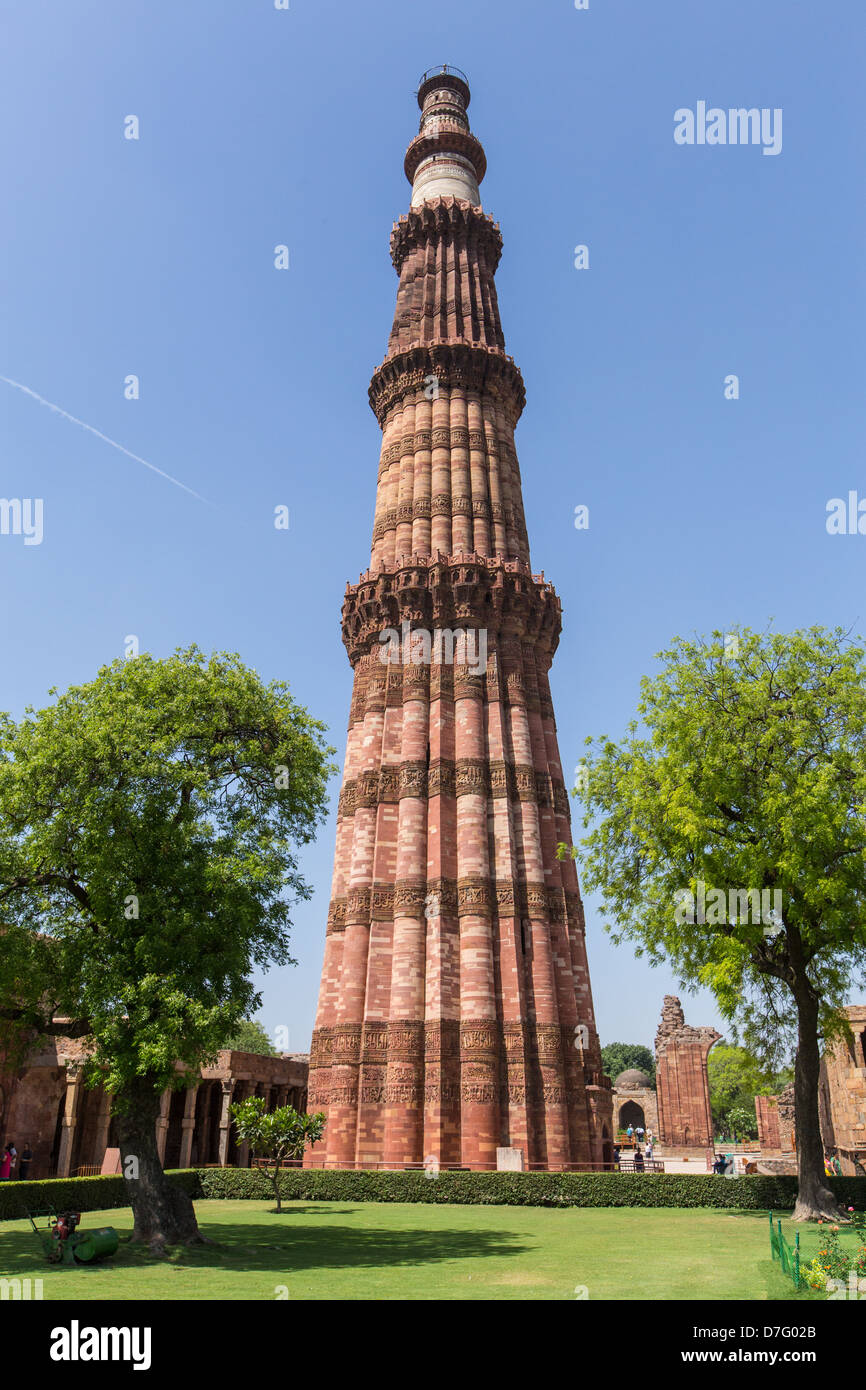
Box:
307;67;612;1170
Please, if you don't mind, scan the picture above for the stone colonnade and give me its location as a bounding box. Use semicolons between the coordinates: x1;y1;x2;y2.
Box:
0;1047;309;1180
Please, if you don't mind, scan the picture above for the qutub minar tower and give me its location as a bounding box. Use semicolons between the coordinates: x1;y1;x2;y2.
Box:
307;67;613;1170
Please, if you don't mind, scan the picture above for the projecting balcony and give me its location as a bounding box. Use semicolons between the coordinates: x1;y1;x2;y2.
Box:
416;66;471;108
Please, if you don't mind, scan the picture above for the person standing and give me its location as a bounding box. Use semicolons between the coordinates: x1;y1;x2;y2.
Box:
634;1147;644;1172
0;1144;12;1181
626;1124;634;1146
18;1142;32;1181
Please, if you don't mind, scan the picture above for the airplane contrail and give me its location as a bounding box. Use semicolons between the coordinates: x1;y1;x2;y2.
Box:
0;375;210;503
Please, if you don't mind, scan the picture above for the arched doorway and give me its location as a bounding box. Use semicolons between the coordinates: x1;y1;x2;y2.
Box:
193;1081;223;1165
163;1090;186;1169
618;1100;646;1132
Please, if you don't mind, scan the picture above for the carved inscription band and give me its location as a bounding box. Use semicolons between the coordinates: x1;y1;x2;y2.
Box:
326;880;579;930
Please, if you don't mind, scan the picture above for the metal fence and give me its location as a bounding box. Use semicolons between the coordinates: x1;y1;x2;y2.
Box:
768;1211;801;1289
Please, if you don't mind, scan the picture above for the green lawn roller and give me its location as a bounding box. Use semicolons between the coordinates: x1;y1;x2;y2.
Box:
27;1208;119;1266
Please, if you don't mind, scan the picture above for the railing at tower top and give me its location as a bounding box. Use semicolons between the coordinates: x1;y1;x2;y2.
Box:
417;65;470;91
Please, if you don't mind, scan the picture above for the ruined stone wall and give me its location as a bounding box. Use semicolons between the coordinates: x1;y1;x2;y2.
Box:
818;1006;866;1175
755;1010;866;1174
654;996;720;1148
755;1093;781;1151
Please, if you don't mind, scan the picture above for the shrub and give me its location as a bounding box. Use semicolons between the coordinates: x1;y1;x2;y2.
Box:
801;1258;828;1290
3;1167;861;1222
815;1223;850;1282
0;1170;201;1222
193;1167;866;1211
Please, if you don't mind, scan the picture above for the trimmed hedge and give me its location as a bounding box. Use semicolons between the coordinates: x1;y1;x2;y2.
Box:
195;1167;866;1211
2;1167;862;1220
0;1170;201;1222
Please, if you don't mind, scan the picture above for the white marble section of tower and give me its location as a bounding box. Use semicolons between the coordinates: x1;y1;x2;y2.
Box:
411;154;480;206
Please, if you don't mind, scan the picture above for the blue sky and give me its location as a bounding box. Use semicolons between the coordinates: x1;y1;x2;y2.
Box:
1;0;863;1058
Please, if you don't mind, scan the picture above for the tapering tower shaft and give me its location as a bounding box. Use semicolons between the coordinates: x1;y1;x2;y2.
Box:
307;68;612;1170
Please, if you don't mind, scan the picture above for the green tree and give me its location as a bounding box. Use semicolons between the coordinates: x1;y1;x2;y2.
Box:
0;648;334;1248
567;627;866;1220
230;1096;325;1213
709;1044;767;1131
601;1042;656;1086
725;1104;759;1142
221;1018;278;1057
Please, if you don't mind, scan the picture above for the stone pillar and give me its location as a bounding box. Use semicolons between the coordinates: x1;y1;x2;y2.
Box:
238;1084;261;1168
179;1085;199;1169
56;1068;84;1178
198;1085;213;1164
217;1079;235;1166
155;1090;171;1163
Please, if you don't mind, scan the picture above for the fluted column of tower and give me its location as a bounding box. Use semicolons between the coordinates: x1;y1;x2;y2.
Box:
307;67;612;1170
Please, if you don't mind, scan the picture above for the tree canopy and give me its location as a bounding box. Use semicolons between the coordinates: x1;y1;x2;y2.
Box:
220;1018;279;1057
0;647;335;1244
707;1043;792;1135
568;626;866;1219
601;1042;656;1086
230;1096;325;1212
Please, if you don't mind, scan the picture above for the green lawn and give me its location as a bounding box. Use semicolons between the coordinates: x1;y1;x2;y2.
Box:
0;1201;842;1300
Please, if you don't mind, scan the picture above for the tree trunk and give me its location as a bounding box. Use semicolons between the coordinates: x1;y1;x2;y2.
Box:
114;1075;203;1249
790;982;841;1222
273;1159;282;1213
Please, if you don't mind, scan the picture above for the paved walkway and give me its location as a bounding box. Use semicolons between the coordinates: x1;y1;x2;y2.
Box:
659;1158;713;1173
